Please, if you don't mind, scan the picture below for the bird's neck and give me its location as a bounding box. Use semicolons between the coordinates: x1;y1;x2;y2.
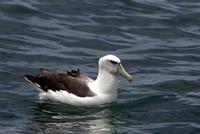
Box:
92;69;118;95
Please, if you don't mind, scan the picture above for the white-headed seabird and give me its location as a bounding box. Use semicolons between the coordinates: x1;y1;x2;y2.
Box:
24;55;133;106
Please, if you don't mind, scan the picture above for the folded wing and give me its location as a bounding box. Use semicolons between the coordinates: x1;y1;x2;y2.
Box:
24;68;95;97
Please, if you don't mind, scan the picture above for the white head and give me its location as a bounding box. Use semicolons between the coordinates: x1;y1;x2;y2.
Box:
89;55;133;101
98;55;133;82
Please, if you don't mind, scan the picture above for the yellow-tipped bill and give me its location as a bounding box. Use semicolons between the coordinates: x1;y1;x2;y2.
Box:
117;64;133;82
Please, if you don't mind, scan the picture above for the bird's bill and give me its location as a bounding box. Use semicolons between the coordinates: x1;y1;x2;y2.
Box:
117;64;133;82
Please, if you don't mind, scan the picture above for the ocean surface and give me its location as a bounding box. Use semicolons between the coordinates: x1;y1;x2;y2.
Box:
0;0;200;133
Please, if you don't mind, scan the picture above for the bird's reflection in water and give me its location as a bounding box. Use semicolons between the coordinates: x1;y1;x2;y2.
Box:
35;103;115;134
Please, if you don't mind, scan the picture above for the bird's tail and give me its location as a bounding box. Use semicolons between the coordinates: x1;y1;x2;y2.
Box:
24;75;44;92
24;75;36;84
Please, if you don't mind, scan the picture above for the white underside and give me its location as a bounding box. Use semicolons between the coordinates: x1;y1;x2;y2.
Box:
39;89;117;106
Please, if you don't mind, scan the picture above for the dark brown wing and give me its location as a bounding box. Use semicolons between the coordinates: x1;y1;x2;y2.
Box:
24;68;95;97
67;68;93;83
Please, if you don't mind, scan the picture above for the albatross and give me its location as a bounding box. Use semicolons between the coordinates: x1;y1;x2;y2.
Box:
24;55;133;106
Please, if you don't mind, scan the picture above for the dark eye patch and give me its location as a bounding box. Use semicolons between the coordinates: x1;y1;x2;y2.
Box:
109;60;118;64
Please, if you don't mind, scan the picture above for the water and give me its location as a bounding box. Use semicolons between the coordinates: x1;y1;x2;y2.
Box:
0;0;200;133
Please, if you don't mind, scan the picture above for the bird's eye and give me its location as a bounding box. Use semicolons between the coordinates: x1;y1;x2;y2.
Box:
109;60;118;64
